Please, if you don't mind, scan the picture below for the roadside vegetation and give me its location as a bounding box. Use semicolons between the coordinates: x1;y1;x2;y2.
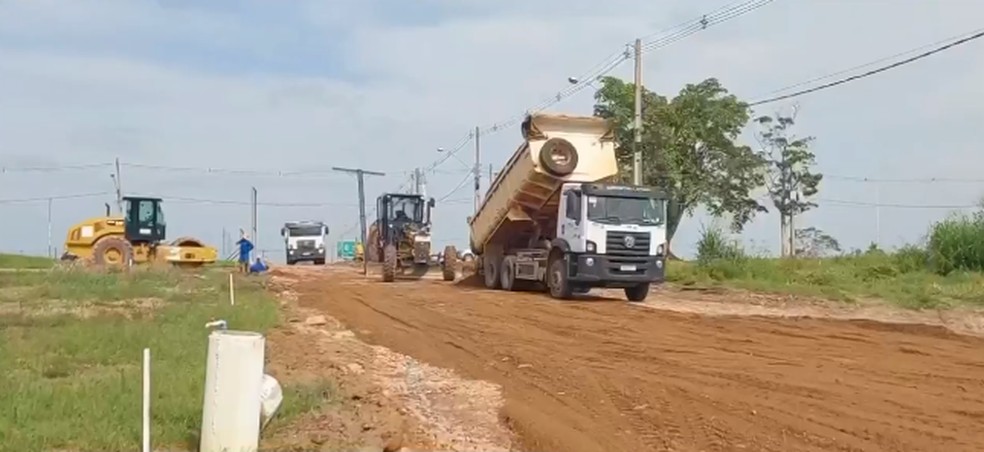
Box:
670;209;984;309
0;253;55;269
0;265;334;452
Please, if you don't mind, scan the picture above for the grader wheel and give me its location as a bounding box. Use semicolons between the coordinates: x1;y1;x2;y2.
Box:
92;236;134;268
442;245;458;282
367;224;381;263
382;244;397;282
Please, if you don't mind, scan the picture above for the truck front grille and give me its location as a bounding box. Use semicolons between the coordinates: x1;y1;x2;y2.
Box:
297;239;316;249
605;231;651;257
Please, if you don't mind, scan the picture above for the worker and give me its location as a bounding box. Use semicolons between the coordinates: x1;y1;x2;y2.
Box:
395;210;410;221
236;232;254;273
249;256;268;274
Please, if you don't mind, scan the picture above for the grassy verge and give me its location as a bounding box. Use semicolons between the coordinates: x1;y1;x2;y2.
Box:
673;217;984;309
668;255;984;309
0;267;332;452
0;253;55;269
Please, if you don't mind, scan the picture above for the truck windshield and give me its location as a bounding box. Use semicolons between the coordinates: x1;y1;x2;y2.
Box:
586;196;664;226
287;226;323;237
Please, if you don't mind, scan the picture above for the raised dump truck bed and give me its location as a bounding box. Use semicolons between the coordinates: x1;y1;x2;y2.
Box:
468;112;669;301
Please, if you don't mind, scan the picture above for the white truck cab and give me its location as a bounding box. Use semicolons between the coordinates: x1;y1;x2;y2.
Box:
281;221;328;265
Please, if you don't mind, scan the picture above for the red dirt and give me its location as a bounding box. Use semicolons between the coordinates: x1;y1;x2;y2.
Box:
284;266;984;452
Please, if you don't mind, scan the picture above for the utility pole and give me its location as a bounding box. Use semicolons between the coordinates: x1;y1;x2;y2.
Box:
250;187;258;251
417;168;427;198
47;197;52;258
632;38;644;186
474;126;481;213
412;168;423;195
111;157;124;214
332;166;386;276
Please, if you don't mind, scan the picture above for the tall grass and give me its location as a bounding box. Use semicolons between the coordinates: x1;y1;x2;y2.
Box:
927;210;984;275
673;224;984;308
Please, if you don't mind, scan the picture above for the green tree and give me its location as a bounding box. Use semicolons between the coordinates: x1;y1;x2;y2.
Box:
593;76;766;255
754;111;822;257
794;226;841;257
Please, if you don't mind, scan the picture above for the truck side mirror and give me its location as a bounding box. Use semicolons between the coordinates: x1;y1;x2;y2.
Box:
323;226;329;236
280;227;286;237
428;197;436;208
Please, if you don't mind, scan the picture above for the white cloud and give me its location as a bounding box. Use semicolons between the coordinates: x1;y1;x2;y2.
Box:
1;0;983;259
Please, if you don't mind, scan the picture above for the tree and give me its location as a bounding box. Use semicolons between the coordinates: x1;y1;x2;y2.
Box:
794;227;841;257
593;76;766;255
755;110;822;257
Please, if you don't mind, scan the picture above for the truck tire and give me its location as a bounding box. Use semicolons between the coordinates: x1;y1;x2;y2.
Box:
624;283;650;302
314;258;325;266
92;236;134;268
442;245;457;282
539;139;579;176
500;255;517;291
382;244;397;282
482;256;501;289
547;254;573;299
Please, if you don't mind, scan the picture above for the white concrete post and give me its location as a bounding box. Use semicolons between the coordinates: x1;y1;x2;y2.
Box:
199;330;265;452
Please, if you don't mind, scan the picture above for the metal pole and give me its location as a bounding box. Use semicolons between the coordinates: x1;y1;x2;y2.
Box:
47;197;52;258
474;126;481;213
632;38;643;186
251;187;257;251
115;157;124;213
332;166;386;276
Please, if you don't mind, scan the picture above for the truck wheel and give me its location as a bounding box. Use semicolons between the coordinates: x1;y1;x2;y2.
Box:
500;256;517;290
547;255;573;299
287;260;296;266
442;245;458;282
624;283;650;302
483;256;501;289
314;258;325;266
382;244;397;282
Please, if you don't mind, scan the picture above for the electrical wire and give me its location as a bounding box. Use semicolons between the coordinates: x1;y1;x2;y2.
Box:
135;194;357;208
0;163;112;173
820;198;979;209
0;192;112;204
749;28;984;106
825;174;984;184
437;173;473;202
416;0;777;184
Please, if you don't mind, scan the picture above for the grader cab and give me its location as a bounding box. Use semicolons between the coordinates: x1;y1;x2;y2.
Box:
61;196;217;268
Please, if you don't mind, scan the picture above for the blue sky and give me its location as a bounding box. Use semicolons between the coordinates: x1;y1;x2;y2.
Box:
1;0;983;260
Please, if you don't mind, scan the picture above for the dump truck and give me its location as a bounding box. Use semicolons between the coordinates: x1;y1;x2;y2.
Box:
62;196;218;268
468;113;668;301
280;220;328;265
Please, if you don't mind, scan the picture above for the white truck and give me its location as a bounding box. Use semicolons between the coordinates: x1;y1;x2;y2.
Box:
468;113;668;301
280;221;328;265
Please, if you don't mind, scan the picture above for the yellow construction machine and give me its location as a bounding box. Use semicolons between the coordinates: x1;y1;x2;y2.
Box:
61;196;218;268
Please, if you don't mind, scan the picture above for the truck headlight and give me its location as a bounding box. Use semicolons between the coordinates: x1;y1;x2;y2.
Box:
586;240;596;253
656;244;664;256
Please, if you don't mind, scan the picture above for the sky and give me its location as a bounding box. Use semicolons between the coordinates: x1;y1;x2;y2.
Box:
1;0;982;261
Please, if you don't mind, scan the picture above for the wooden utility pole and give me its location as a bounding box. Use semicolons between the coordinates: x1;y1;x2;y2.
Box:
332;166;386;275
474;126;481;213
632;38;643;186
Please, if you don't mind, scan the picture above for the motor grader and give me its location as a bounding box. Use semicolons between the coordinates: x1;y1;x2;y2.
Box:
365;193;457;282
61;196;217;268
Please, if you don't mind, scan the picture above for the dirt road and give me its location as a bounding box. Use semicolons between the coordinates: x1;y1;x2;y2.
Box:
287;266;984;452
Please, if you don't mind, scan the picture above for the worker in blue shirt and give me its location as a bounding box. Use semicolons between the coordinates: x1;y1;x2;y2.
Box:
249;257;268;274
236;232;254;273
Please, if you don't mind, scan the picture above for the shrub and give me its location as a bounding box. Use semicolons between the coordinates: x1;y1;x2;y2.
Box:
927;210;984;274
695;224;746;263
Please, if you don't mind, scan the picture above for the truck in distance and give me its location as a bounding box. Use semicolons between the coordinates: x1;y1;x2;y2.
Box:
468;112;668;301
280;220;328;265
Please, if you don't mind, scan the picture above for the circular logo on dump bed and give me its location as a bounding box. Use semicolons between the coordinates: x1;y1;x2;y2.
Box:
624;235;635;248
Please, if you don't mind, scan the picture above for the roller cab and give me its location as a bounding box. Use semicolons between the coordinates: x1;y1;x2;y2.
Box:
469;112;669;301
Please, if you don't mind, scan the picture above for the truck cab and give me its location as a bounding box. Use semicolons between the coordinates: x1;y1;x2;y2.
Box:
553;182;668;299
281;221;328;265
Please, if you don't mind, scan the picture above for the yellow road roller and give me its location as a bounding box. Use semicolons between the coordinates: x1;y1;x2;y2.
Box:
62;196;218;268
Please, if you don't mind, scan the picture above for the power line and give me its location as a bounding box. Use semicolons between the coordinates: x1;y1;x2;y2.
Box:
438;173;473;202
820;198;979;209
825;174;984;184
138;194;357;208
0;163;112;173
416;0;776;183
749;28;984;106
0;192;111;204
